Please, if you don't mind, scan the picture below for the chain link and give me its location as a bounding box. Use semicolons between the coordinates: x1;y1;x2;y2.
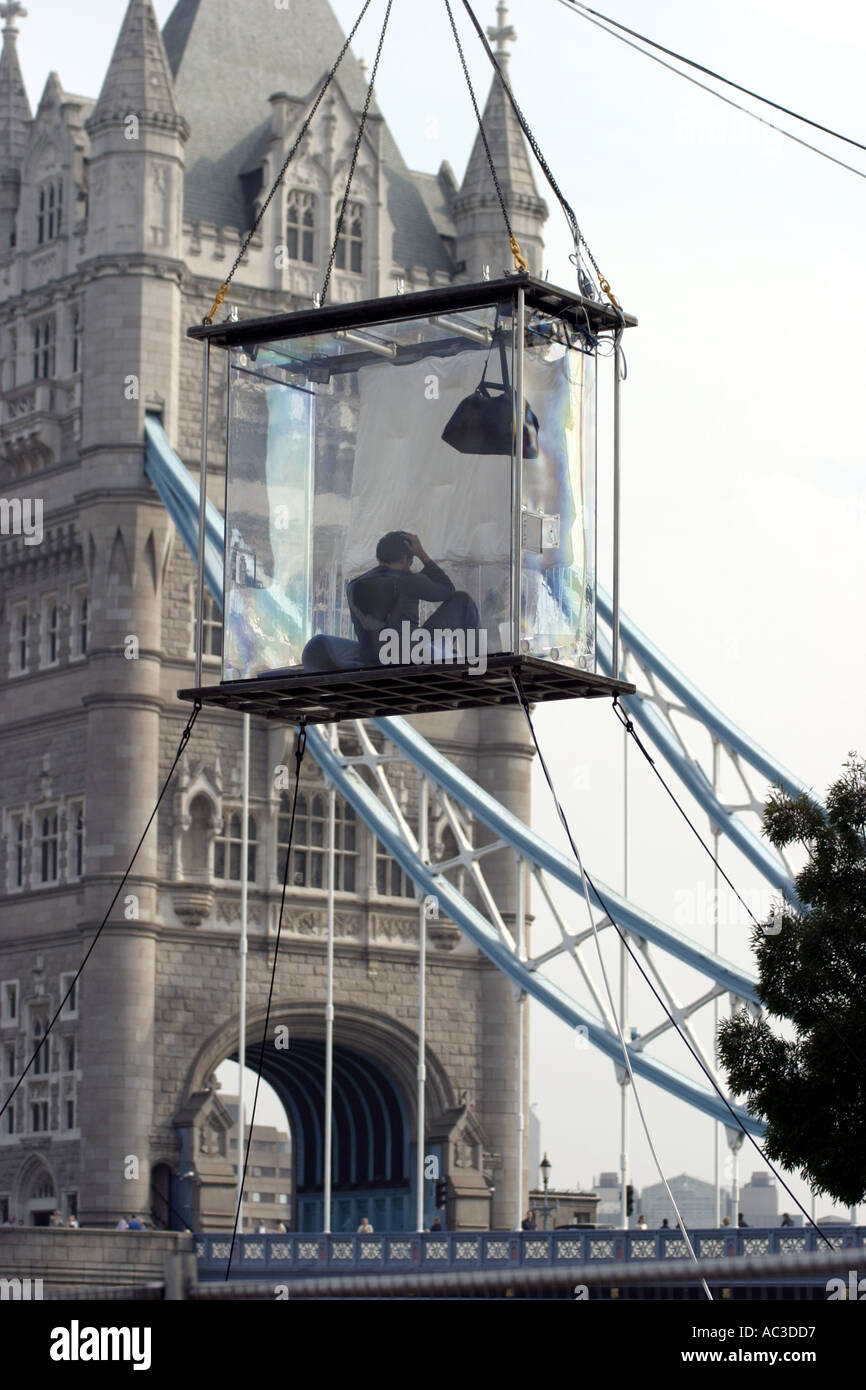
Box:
204;0;376;323
444;0;519;263
462;0;619;310
321;0;394;306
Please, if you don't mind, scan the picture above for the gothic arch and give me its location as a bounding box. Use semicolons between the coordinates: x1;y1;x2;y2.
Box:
23;134;61;182
171;765;222;883
13;1152;58;1224
182;1002;456;1136
179;1003;458;1233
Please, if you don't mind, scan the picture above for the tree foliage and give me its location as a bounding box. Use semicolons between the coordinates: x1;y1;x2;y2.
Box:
717;755;866;1207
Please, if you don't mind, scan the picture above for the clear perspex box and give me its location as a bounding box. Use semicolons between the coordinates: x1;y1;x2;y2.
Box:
183;276;634;723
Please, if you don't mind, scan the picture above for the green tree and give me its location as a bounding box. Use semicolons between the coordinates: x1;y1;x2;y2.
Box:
718;755;866;1208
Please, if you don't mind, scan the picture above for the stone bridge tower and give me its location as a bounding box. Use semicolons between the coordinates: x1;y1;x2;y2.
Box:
0;0;547;1234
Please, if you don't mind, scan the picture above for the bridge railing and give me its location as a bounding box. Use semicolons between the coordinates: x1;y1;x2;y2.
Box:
195;1227;866;1278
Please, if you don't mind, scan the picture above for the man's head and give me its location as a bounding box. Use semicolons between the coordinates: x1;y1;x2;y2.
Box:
376;531;413;569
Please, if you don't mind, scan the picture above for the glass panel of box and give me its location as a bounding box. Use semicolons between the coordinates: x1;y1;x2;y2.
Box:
222;293;597;684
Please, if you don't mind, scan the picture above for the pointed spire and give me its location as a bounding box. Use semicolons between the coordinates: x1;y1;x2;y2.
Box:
459;12;541;209
0;1;32;166
88;0;186;134
453;4;547;278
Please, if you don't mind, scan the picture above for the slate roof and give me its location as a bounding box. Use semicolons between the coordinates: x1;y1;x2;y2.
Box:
161;0;455;272
406;168;457;243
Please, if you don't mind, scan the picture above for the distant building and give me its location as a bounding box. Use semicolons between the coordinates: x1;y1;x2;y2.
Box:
528;1187;599;1230
222;1095;292;1233
594;1170;625;1226
528;1104;541;1186
639;1173;730;1229
740;1171;778;1228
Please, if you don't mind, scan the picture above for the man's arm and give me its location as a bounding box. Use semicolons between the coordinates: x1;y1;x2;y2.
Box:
402;534;454;600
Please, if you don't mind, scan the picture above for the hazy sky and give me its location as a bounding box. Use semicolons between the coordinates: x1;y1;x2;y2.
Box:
16;0;865;1220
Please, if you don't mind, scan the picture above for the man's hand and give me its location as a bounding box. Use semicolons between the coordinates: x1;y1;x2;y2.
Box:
403;533;430;566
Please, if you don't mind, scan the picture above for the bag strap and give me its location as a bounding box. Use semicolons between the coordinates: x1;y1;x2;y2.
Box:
478;309;511;396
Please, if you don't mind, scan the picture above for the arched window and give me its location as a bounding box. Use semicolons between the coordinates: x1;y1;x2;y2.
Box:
72;309;82;374
74;589;89;658
13;605;27;672
36;180;63;244
202;591;223;658
15;818;25;888
38;812;59;883
280;790;357;890
214;810;257;882
32;1019;49;1075
68;802;84;879
181;792;213;880
46;604;58;664
32;318;55;379
286;189;317;264
375;838;416;898
335;201;363;274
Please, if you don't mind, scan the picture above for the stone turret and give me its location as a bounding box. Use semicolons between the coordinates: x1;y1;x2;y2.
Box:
76;0;188;1227
446;3;546;1226
84;0;188;261
453;2;547;280
0;1;32;253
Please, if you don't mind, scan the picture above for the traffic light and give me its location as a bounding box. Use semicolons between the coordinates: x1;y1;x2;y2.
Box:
434;1178;448;1209
626;1184;635;1216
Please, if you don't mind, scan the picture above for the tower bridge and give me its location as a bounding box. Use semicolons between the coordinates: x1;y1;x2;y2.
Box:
0;0;838;1270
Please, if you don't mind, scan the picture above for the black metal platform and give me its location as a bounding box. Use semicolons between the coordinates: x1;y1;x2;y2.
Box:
178;656;635;726
187;273;636;348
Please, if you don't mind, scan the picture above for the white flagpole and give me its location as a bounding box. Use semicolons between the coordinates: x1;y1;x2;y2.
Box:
515;856;526;1231
236;712;250;1231
416;777;429;1232
323;726;336;1234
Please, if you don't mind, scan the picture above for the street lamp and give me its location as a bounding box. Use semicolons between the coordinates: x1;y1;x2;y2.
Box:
540;1153;552;1231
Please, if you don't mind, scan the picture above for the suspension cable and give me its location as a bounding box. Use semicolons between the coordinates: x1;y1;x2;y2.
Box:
555;0;866;184
443;0;526;273
562;0;866;155
225;724;308;1279
203;0;378;323
0;701;202;1123
462;0;619;307
508;678;711;1293
612;698;866;1079
510;674;834;1250
321;0;395;307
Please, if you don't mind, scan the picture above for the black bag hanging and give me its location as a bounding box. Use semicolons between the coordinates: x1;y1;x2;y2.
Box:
442;320;540;458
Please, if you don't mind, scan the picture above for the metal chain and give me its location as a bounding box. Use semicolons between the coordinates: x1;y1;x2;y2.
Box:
204;0;376;323
444;0;526;270
461;0;619;308
321;0;394;307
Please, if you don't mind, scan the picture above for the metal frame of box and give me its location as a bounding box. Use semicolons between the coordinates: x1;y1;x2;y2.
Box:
182;273;636;720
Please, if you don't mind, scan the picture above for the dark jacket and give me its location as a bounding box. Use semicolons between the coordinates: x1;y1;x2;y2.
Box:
347;561;454;663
